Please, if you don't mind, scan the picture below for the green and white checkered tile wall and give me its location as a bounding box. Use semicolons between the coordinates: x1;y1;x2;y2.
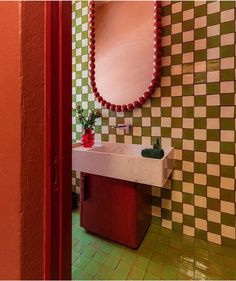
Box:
72;1;236;247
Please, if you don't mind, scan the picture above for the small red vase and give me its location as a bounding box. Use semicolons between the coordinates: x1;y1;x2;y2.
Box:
81;128;95;148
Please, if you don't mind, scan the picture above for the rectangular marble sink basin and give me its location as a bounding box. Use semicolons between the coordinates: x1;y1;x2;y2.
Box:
72;142;174;187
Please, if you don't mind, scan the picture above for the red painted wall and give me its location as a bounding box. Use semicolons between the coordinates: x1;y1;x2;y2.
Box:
0;2;45;279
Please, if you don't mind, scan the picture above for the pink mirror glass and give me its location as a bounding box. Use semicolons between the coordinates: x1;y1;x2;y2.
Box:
89;1;162;112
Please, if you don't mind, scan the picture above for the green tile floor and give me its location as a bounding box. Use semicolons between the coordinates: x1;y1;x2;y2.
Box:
72;210;236;280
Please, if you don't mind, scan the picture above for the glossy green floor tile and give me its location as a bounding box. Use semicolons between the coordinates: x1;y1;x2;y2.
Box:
72;210;236;280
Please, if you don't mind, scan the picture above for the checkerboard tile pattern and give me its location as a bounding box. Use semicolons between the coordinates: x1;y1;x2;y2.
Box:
72;1;236;247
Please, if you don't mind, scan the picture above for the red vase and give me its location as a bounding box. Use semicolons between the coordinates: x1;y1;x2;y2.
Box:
81;128;95;148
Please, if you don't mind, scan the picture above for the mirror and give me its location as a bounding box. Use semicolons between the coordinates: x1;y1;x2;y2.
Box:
89;1;162;112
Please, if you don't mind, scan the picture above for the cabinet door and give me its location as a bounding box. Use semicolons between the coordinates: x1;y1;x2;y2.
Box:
80;173;138;247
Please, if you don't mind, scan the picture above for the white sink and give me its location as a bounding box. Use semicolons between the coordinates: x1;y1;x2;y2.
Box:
72;142;174;187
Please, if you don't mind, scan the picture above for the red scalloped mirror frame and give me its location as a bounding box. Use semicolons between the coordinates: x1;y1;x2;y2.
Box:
89;1;162;112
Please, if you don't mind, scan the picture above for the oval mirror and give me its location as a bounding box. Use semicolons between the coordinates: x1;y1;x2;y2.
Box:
89;1;162;112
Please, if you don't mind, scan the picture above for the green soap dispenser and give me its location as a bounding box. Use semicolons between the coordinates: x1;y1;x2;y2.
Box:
153;138;161;149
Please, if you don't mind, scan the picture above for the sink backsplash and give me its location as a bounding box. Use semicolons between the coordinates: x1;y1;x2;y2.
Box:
72;1;236;248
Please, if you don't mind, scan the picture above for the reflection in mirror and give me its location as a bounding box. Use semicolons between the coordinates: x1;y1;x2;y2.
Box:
89;1;162;112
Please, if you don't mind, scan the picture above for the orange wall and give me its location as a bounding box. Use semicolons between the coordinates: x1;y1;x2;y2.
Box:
0;2;45;279
0;3;22;278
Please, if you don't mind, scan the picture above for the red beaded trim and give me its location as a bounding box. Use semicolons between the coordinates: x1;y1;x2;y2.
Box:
89;1;162;112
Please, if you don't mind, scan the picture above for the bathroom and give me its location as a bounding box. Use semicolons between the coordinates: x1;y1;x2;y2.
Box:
71;1;236;280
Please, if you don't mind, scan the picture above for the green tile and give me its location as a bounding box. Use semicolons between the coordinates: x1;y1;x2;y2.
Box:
83;260;101;276
147;260;163;276
161;264;179;280
127;265;145;280
116;260;131;276
221;69;235;81
221;21;235;34
221;45;235;58
94;264;114;280
132;256;149;271
93;250;108;264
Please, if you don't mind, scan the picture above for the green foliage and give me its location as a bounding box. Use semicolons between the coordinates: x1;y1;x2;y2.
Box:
73;104;101;130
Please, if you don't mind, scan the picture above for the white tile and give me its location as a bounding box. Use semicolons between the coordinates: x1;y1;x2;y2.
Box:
221;33;234;46
221;57;235;69
108;135;116;143
183;30;194;42
194;151;207;163
152;206;161;218
171;65;182;75
183;9;194;21
207;1;220;14
151;107;160;117
194;61;206;73
207;118;220;129
207;164;220;176
183;204;194;216
194;107;206;117
124;135;132;144
172;191;183;203
172;212;183;224
183;225;195;237
172;22;182;34
221;9;235;22
194;16;207;28
207;141;220;153
220;81;235;93
162;199;171;210
182;96;194;107
183;139;194;151
207;186;220;200
161;117;171;127
194;174;207;186
183;118;194;129
220;177;235;191
195;38;207;51
194;84;206;96
142;117;151;127
161;97;172;107
195;218;207;231
183;74;194;85
182;161;194;173
207;233;221;245
220;154;235;167
183;52;194;63
162;15;171;27
221;225;236;240
171;128;183;138
162;35;171;47
162;219;172;230
183;182;194;194
151;127;160;137
207;24;220;37
194;195;207;208
221;201;235;215
207;210;221;223
207;94;220;106
132;127;141;136
207;71;220;83
194;129;206;140
221;130;234;142
172;2;182;13
207;47;220;60
172;107;182;117
171;43;182;55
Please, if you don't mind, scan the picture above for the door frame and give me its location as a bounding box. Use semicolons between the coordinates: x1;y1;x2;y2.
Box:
45;2;72;279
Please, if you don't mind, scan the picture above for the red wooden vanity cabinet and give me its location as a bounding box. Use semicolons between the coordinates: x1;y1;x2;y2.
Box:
80;173;151;249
